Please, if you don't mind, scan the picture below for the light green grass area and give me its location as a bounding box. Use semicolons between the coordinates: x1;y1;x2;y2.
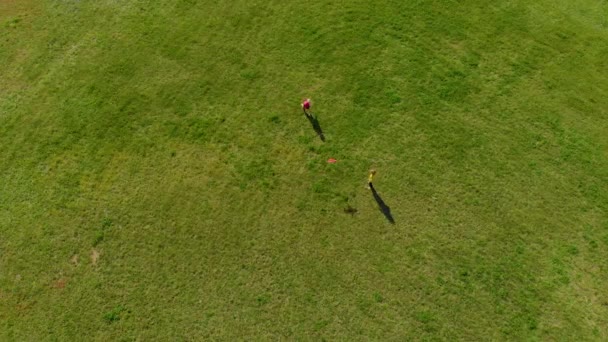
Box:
1;0;607;340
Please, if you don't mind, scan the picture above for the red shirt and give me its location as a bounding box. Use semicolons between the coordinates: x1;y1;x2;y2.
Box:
303;100;310;109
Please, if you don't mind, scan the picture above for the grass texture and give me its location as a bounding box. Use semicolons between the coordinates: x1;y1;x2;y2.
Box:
1;0;608;340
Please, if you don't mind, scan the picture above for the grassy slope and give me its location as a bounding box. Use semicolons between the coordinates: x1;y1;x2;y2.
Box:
1;0;607;340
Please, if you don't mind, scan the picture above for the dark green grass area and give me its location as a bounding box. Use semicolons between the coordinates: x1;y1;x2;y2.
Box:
1;0;608;340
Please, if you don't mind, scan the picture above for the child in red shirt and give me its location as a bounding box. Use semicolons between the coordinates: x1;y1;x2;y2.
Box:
301;98;311;115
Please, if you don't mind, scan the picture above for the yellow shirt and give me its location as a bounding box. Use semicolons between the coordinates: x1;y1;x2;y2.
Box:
368;173;375;183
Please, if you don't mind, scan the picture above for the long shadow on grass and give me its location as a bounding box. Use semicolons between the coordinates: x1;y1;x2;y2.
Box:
370;183;395;224
305;112;325;142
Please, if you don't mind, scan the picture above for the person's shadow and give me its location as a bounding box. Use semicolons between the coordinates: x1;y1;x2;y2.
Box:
304;112;325;142
369;183;395;224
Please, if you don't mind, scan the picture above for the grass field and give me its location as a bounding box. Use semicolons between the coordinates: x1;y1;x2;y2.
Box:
1;0;608;340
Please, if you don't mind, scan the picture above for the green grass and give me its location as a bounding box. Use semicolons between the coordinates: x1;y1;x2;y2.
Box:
1;0;608;340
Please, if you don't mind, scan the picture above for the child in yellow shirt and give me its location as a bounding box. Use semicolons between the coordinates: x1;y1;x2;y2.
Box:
368;169;376;188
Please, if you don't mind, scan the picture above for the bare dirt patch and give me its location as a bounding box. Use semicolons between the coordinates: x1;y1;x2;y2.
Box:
91;248;100;265
70;254;79;266
52;278;67;289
